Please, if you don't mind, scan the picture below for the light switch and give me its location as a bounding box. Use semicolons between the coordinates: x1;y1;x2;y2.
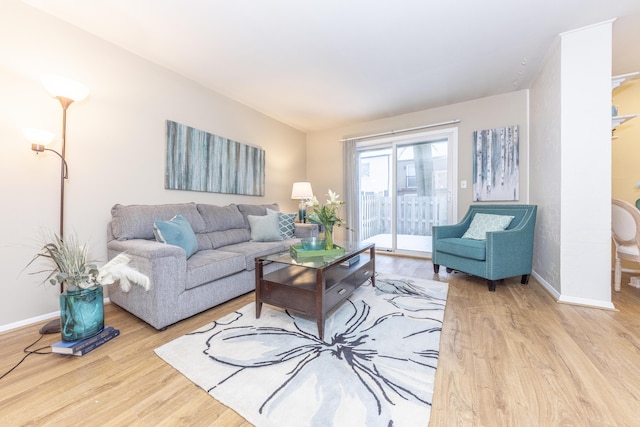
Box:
460;180;467;189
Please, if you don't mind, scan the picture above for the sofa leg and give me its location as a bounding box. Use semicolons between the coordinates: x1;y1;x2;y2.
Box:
521;274;530;285
433;264;440;274
487;280;496;292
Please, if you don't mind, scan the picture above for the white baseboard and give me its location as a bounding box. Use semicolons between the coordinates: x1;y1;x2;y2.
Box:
0;297;111;334
532;270;616;311
531;270;560;299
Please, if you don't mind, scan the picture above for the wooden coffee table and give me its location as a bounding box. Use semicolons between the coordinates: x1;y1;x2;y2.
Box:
255;242;375;340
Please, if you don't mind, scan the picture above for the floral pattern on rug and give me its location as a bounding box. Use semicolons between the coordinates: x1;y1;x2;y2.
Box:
155;274;448;427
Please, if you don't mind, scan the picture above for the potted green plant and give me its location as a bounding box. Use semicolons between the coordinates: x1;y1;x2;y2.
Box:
26;233;150;341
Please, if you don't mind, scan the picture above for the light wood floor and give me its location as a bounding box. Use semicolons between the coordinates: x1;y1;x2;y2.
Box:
2;254;640;426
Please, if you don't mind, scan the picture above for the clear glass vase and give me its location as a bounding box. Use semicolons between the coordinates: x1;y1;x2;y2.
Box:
60;286;104;342
324;224;333;250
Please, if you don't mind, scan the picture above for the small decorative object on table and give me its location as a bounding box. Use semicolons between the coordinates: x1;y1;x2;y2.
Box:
26;233;151;341
306;189;348;250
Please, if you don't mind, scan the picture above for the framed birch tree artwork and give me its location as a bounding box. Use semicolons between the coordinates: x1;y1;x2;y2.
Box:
472;125;519;201
165;120;265;196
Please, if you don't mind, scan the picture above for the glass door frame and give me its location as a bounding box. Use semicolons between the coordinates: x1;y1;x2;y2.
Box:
356;127;458;257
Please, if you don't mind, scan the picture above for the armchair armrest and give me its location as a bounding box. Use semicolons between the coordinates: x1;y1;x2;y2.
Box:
485;219;535;279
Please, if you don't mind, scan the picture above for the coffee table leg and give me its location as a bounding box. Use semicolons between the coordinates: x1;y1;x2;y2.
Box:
317;320;324;340
255;258;263;318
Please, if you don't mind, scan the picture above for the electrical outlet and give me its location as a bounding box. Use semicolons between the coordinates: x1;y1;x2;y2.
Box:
460;180;467;189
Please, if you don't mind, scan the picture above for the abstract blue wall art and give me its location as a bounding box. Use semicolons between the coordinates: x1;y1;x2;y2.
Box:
165;120;265;196
472;125;519;201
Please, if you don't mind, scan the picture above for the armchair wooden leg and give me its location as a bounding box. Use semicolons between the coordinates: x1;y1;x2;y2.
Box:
433;264;440;274
487;280;496;292
614;257;622;292
521;274;530;285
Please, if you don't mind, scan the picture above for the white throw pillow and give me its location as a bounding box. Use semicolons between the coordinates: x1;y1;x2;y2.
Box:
461;213;514;240
247;214;283;242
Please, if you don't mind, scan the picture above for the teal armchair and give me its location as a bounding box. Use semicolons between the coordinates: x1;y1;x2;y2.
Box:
432;204;537;291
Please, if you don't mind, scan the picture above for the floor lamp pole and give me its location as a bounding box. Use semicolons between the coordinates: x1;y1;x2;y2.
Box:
38;97;73;334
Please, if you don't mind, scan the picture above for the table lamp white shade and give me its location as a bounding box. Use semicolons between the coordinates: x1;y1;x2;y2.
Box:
291;182;313;222
291;182;313;199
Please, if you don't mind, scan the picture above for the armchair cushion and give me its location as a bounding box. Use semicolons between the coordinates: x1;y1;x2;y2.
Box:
462;213;514;240
437;238;486;261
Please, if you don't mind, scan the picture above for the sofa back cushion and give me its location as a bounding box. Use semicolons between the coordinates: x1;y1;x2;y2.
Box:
111;203;206;240
236;203;279;227
197;204;251;249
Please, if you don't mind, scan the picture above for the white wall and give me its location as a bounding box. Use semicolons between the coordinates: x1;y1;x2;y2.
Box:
306;90;530;241
530;41;563;292
530;21;613;308
0;0;307;330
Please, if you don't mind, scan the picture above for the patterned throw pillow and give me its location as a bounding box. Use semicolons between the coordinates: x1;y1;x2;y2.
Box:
267;208;297;239
461;213;514;240
153;214;199;258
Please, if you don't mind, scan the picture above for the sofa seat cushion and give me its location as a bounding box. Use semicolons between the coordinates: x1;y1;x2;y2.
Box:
185;250;246;290
220;241;290;270
436;237;486;261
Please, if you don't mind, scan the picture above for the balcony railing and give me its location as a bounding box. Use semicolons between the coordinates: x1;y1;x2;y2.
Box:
359;194;447;241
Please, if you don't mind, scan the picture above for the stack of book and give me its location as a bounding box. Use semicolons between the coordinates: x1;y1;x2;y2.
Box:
340;254;360;268
51;326;120;356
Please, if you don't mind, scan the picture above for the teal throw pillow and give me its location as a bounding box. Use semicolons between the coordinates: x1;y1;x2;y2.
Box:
153;214;199;258
462;213;514;240
247;214;283;242
267;208;297;239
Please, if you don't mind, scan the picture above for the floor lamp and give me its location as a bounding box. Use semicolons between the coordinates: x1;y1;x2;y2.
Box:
23;75;89;335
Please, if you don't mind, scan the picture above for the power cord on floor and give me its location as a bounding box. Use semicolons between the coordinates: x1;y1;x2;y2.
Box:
0;333;52;381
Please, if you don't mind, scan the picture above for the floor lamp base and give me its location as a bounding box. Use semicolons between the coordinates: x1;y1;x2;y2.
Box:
39;318;61;335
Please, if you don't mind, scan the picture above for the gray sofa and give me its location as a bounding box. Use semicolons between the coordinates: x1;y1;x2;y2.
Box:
106;202;318;329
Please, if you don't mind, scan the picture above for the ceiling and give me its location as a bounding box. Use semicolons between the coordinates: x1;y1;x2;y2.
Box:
22;0;640;132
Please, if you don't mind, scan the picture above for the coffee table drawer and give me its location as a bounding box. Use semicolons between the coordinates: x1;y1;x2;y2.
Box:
261;282;316;316
324;260;374;309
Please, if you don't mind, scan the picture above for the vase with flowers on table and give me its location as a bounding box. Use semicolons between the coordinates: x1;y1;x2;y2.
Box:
306;189;348;251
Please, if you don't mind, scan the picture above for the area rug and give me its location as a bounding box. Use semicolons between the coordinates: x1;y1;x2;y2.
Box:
154;273;448;427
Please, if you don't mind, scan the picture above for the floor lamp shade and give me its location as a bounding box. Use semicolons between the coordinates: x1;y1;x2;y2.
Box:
41;75;89;102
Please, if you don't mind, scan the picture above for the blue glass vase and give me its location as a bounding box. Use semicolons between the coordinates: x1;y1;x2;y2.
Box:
60;286;104;342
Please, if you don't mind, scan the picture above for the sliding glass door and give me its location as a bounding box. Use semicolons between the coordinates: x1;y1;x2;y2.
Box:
357;128;457;256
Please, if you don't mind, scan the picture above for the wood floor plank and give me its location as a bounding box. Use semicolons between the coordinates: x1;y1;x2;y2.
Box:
2;255;640;426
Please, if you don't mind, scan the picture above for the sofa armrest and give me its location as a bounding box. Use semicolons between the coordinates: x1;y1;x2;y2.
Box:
107;238;185;259
106;239;188;329
294;223;319;238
